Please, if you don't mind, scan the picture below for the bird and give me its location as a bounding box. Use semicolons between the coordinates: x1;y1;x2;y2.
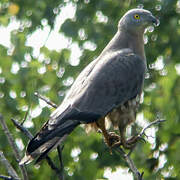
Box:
20;8;158;165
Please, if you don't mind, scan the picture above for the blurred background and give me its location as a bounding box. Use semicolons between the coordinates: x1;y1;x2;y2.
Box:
0;0;180;179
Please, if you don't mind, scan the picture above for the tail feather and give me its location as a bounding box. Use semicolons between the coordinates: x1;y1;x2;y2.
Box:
34;134;68;164
27;120;79;153
35;139;59;164
20;120;80;164
19;154;34;165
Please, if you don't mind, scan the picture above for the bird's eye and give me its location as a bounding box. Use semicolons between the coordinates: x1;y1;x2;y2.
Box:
134;14;140;20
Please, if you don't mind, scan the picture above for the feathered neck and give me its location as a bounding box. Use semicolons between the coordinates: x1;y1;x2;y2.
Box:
99;29;146;62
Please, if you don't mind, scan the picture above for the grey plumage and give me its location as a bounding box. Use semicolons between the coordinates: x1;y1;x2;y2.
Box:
20;8;158;165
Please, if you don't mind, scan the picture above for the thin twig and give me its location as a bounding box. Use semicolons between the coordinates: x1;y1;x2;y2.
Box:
20;105;31;125
34;92;58;108
57;146;64;170
127;119;166;156
57;146;64;180
11;119;33;140
0;116;21;161
0;115;28;180
0;175;13;180
139;119;166;137
0;151;20;180
11;117;64;179
45;156;63;180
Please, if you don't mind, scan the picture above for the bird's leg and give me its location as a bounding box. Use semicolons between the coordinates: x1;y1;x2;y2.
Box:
96;118;120;150
116;101;141;149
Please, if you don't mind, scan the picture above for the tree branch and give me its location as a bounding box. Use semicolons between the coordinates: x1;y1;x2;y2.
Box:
0;151;20;180
0;115;28;180
57;146;64;180
34;92;57;108
114;147;144;180
139;119;165;138
20;105;31;125
45;156;63;179
11;119;33;140
0;115;21;161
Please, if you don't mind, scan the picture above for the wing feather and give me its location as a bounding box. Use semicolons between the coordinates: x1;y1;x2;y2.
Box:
43;48;146;139
66;49;146;119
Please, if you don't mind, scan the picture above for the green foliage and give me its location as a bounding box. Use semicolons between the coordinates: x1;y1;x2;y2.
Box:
0;0;180;179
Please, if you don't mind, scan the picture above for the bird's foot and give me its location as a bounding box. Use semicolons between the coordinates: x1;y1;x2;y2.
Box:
107;132;121;147
104;132;121;153
103;131;146;151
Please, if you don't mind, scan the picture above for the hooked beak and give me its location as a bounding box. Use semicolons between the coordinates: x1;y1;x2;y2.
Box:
149;15;159;26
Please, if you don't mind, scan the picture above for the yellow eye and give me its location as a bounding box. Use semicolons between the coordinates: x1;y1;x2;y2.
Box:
134;14;140;20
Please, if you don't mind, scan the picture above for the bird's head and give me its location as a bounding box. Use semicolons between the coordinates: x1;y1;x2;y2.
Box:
118;9;158;34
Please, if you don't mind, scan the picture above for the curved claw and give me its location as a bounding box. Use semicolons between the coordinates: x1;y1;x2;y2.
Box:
122;135;144;149
138;136;146;143
122;141;136;149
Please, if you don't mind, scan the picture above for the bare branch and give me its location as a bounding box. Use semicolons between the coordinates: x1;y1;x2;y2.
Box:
114;147;144;180
57;146;64;180
139;119;166;138
20;105;31;125
0;115;20;161
0;115;28;180
45;156;63;180
127;119;166;156
0;151;20;180
11;119;33;140
34;92;58;108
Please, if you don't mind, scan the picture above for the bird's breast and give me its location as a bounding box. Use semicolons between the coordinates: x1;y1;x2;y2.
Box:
106;94;140;129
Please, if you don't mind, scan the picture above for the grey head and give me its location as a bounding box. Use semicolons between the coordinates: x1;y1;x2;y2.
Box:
118;9;158;34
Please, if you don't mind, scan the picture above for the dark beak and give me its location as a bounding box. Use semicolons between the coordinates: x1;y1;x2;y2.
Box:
149;15;159;26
